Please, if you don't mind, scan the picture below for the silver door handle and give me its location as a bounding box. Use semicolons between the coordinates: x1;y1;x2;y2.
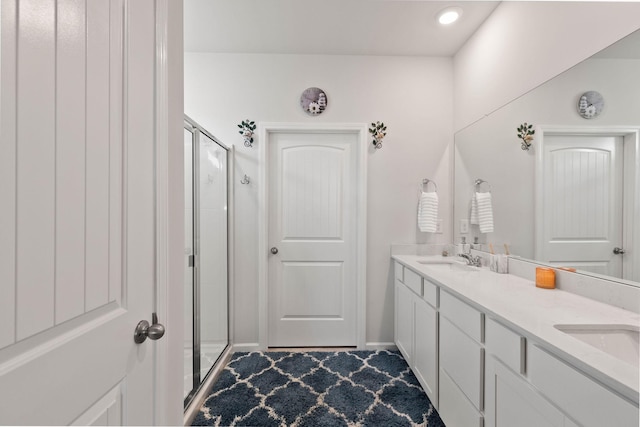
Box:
134;313;166;344
270;247;278;254
613;247;625;255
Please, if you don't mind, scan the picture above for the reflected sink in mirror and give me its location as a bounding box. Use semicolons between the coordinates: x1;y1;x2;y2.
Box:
554;324;640;367
416;258;480;272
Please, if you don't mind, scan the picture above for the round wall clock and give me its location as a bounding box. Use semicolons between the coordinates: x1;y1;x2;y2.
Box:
577;91;604;119
300;87;328;116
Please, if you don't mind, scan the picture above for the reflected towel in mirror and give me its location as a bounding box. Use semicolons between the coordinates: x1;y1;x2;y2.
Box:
475;192;494;233
470;193;479;224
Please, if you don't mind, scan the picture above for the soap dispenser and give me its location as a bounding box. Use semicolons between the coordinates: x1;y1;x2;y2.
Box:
456;236;469;255
470;236;480;251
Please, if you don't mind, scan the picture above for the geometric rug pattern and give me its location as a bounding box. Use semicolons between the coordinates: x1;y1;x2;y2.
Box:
192;350;445;426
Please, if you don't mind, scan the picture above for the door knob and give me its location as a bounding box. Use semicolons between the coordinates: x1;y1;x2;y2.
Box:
613;247;625;255
134;312;166;344
270;247;279;254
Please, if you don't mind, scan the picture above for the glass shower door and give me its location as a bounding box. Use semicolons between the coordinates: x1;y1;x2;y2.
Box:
183;117;229;407
183;127;195;400
198;132;228;378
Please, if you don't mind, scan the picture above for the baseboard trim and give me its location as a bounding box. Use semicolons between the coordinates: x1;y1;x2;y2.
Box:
365;342;398;351
231;342;397;352
232;342;262;352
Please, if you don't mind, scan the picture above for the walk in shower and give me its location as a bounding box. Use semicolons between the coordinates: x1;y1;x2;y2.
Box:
183;116;230;407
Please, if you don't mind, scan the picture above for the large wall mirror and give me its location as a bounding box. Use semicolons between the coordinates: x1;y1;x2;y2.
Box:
454;29;640;286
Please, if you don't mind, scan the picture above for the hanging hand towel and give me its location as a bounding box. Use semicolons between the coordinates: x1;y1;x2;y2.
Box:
475;191;494;233
470;193;479;225
418;191;438;233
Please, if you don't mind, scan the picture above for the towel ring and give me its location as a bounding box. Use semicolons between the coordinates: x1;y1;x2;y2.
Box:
475;179;492;192
422;178;438;193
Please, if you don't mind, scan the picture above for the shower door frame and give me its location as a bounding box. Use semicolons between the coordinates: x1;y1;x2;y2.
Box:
183;115;233;408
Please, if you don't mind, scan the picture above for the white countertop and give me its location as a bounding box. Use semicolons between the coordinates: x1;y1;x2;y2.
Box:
392;254;640;403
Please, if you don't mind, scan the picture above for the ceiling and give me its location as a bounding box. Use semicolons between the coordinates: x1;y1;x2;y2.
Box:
184;0;500;56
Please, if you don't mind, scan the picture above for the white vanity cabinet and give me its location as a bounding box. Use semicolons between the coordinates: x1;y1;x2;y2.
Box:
394;262;438;407
393;256;639;427
413;281;438;407
485;318;571;427
438;290;484;427
394;275;415;363
485;356;572;427
527;344;638;427
485;317;639;427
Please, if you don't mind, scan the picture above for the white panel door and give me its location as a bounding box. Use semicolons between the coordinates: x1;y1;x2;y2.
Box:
0;1;160;424
542;135;624;277
268;131;357;347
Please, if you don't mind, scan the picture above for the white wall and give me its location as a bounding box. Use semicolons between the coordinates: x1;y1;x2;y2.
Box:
185;53;453;347
453;2;640;132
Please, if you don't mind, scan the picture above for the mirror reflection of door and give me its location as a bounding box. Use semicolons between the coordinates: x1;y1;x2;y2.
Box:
541;134;623;277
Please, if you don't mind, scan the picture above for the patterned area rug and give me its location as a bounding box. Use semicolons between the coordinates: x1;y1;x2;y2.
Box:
193;350;445;426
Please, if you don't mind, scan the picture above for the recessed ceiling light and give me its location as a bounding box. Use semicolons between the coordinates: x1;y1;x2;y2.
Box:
437;7;463;25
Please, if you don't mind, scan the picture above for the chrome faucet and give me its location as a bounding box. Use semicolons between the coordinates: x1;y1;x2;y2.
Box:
458;253;482;267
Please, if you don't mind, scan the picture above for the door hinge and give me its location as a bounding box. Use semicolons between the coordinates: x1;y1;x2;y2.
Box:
189;255;195;267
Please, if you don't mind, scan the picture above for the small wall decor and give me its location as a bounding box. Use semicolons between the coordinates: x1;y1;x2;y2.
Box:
300;87;328;116
516;122;534;151
237;119;256;147
577;91;604;119
369;121;387;149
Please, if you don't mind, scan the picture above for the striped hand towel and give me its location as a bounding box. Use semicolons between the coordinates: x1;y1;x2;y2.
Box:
418;192;438;233
475;192;494;233
470;193;479;225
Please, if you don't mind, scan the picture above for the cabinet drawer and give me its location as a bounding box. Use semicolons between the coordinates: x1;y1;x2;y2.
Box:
440;316;484;410
485;318;525;375
403;267;423;296
422;277;438;308
439;367;483;427
394;261;404;282
440;290;483;342
528;344;639;427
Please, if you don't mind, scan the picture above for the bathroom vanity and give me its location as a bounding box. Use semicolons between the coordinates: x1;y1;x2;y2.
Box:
393;254;640;427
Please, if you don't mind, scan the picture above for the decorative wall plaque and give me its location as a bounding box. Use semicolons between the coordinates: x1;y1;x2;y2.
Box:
300;87;328;116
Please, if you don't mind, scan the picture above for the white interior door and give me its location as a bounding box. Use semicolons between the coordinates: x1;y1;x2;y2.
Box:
0;1;162;424
268;131;358;347
541;134;624;276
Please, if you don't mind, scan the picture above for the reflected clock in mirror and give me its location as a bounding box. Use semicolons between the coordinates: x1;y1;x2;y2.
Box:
577;91;604;119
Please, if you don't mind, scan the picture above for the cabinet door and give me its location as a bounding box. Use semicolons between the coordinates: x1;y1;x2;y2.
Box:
485;356;564;427
528;344;639;427
414;297;438;408
440;316;483;410
395;281;414;363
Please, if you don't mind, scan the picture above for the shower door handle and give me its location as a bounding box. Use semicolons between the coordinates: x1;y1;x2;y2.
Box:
134;313;166;344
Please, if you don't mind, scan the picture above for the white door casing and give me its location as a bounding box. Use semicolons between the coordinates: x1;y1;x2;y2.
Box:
0;1;182;424
259;124;367;349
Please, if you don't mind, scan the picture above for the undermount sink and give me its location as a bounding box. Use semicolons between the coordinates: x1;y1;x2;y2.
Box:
554;324;640;367
416;258;479;272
